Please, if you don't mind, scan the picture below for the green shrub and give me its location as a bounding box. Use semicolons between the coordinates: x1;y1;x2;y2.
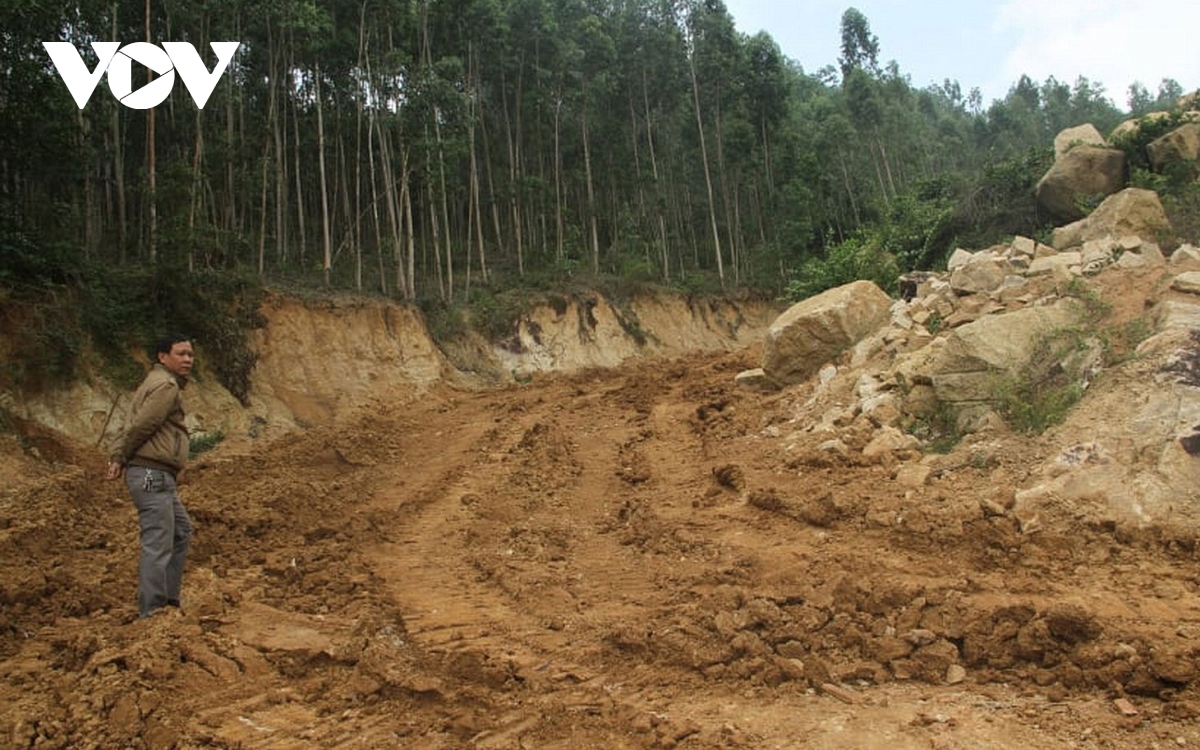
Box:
1109;112;1189;172
672;270;723;297
1160;181;1200;245
467;290;530;342
785;234;899;301
1061;277;1112;324
883;180;957;271
1111;112;1200;243
996;374;1084;435
995;328;1096;434
420;298;469;343
905;401;964;454
189;430;225;458
947;147;1056;251
2;253;265;401
421;288;533;346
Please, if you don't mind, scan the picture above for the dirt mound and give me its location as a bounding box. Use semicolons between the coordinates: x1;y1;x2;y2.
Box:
5;272;1200;749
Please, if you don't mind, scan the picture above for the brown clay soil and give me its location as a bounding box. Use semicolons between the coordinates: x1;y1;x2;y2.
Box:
5;309;1200;748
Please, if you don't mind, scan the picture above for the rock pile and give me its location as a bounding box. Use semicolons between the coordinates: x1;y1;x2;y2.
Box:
746;229;1200;529
743;95;1200;532
1037;102;1200;222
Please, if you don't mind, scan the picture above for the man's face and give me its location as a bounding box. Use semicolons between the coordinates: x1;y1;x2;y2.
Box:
159;341;194;378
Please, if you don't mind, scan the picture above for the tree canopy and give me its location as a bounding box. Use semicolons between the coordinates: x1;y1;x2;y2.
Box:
0;0;1179;315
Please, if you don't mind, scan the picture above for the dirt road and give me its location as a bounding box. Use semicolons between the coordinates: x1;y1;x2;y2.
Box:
4;340;1200;749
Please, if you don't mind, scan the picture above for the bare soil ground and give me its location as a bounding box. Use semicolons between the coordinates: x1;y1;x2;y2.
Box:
5;285;1200;748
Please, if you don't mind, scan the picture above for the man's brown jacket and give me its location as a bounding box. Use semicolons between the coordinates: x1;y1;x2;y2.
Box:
111;364;189;474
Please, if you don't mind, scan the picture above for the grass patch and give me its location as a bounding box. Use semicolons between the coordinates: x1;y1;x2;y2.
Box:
189;430;225;459
995;328;1099;434
996;375;1085;435
905;401;965;454
1060;277;1111;324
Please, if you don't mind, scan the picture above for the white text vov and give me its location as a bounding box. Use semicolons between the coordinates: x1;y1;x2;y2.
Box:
42;41;240;110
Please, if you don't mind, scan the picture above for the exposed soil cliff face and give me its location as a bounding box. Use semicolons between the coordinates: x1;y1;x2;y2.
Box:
247;296;452;428
5;291;781;448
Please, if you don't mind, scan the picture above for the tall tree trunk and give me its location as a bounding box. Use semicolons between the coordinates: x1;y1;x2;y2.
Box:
338;126;359;290
642;67;668;281
375;118;399;298
258;24;277;277
688;49;724;287
364;50;387;296
271;19;287;269
378;119;403;297
75;108;95;258
837;148;861;224
466;70;487;291
257;140;270;274
760;117;774;189
581;103;600;275
111;103;127;262
501;69;524;275
553;94;564;262
432;109;453;302
876;128;897;199
290;36;307;267
190;108;203;272
401;146;416;300
712;100;739;284
424;133;445;300
145;0;157;262
225;67;236;233
627;91;650;270
109;9;127;261
291;80;306;267
316;63;332;287
869;140;889;205
354;7;367;292
477;81;505;267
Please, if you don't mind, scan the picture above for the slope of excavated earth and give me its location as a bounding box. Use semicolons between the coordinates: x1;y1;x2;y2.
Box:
5;271;1200;749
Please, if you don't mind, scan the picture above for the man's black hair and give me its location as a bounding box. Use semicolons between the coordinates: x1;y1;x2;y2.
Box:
154;334;191;355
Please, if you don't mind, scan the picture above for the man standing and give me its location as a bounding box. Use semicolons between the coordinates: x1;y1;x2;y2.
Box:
106;334;195;619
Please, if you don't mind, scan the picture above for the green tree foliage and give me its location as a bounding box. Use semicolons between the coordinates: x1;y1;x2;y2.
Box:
1127;78;1185;115
837;7;879;79
2;1;1193;385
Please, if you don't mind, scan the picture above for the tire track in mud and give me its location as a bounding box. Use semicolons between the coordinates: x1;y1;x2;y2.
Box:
361;350;895;749
361;365;747;739
367;385;609;671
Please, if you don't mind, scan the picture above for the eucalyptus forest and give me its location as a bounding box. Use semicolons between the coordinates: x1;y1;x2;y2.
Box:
0;0;1191;388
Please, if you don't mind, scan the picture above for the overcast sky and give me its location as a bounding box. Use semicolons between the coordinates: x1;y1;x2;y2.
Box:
721;0;1200;108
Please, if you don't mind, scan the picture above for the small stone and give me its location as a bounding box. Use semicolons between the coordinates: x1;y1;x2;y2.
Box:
895;463;932;488
1181;433;1200;456
1113;697;1139;716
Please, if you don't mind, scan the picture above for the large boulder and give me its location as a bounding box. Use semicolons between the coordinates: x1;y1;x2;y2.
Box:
1035;145;1128;223
1053;124;1107;160
1051;188;1173;250
1148;122;1200;175
925;300;1081;404
762;280;892;386
949;251;1010;295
